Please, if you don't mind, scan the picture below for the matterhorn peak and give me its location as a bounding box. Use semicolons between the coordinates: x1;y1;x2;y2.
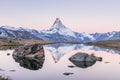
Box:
49;18;76;37
53;18;62;25
51;18;65;29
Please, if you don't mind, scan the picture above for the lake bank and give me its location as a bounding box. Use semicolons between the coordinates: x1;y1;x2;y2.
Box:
86;39;120;51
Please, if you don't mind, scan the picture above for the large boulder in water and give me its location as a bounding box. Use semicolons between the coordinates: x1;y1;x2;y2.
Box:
69;52;102;68
13;44;44;58
12;44;45;70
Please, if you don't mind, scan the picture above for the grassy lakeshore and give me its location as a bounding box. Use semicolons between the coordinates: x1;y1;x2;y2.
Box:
0;37;59;50
0;37;120;51
0;37;57;46
86;39;120;51
0;37;82;46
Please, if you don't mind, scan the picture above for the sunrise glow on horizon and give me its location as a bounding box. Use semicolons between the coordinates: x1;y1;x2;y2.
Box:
0;0;120;33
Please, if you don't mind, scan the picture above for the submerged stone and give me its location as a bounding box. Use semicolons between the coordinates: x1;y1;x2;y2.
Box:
9;70;16;72
68;65;76;68
104;62;110;63
63;72;74;76
7;53;10;56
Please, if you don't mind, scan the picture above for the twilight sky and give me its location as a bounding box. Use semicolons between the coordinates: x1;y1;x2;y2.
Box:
0;0;120;33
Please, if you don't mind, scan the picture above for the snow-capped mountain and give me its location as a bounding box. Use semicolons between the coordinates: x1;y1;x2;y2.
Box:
91;31;120;42
0;26;42;40
38;18;79;42
38;18;100;42
41;18;76;37
50;18;76;37
0;18;120;42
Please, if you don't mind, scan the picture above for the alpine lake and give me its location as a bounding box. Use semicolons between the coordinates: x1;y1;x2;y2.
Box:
0;43;120;80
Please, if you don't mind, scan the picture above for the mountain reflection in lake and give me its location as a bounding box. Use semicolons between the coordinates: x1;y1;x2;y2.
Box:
0;43;120;80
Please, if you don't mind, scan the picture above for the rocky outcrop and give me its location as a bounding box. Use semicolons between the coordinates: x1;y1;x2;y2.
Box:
13;44;44;58
69;52;102;68
12;44;45;70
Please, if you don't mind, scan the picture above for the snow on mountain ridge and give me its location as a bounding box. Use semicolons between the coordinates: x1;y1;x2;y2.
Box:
0;18;120;42
1;25;30;31
0;29;8;37
82;32;95;40
47;18;76;37
107;31;116;38
1;26;19;30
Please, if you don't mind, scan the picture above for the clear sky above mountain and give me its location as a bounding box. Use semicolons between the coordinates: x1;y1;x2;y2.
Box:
0;0;120;33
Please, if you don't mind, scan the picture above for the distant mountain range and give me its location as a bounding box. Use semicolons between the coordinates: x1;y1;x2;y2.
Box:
0;18;120;42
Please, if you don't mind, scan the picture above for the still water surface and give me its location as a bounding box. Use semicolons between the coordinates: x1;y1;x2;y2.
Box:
0;43;120;80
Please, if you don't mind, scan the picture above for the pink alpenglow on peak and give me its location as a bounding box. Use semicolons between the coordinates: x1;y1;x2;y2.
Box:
53;18;63;26
55;18;61;23
56;18;60;21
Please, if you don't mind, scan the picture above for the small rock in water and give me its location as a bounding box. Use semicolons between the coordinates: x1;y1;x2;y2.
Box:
63;72;74;76
7;53;10;56
104;62;110;63
9;70;16;72
68;65;76;68
0;68;5;71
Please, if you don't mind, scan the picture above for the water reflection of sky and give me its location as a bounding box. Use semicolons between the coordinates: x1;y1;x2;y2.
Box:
44;43;120;62
0;44;120;80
